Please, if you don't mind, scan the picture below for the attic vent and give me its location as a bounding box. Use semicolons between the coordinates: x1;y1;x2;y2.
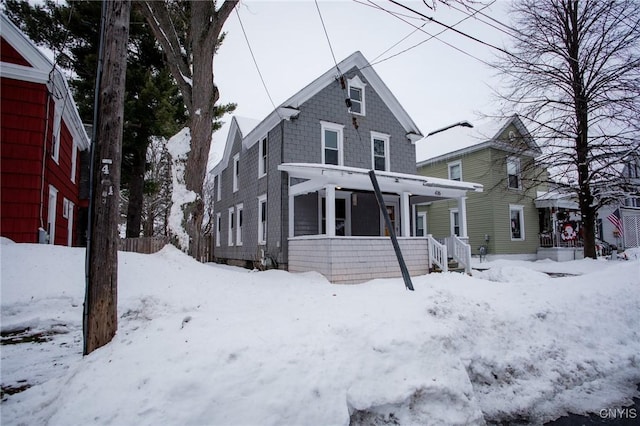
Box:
509;130;516;142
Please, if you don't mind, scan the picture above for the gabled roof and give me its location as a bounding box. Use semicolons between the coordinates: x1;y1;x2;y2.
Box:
416;114;540;167
211;116;260;174
211;51;423;175
0;14;89;150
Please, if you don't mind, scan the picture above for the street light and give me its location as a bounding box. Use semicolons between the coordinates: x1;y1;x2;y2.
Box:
426;120;473;137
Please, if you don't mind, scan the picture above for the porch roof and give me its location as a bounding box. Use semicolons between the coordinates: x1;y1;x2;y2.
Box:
535;190;579;210
279;163;483;198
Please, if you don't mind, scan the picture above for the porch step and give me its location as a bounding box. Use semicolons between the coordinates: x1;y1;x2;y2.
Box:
430;260;466;274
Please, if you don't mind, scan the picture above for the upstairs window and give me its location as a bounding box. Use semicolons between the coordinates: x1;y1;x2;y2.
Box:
71;144;78;183
216;174;221;201
371;132;390;171
233;153;240;192
51;100;64;164
347;76;366;116
507;157;521;189
321;121;344;166
448;161;462;181
258;137;268;178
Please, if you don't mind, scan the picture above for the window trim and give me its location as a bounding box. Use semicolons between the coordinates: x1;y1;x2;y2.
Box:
448;160;462;181
347;75;366;116
509;204;525;241
48;185;58;244
258;137;267;178
232;153;240;192
450;208;460;237
236;203;243;246
228;207;235;246
51;100;63;164
70;143;77;183
321;121;344;166
216;212;221;247
371;131;390;172
507;156;522;190
414;211;427;237
257;194;267;245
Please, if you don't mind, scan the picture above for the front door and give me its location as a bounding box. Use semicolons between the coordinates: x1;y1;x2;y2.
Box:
381;197;400;236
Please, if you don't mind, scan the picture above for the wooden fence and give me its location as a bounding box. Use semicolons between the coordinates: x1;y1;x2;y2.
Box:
119;236;170;254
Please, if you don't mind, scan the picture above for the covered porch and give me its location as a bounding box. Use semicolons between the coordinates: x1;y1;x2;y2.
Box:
279;163;483;283
535;190;584;261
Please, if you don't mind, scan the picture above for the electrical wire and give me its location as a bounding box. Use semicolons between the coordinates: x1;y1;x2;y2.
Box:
314;0;341;76
235;7;281;117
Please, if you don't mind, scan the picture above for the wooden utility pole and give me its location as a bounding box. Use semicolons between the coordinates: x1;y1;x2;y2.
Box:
84;0;131;355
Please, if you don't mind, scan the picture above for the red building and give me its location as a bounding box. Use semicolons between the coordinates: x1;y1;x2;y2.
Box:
1;14;90;246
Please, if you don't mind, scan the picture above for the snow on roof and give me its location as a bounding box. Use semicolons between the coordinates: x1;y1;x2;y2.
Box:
234;116;260;137
415;117;504;164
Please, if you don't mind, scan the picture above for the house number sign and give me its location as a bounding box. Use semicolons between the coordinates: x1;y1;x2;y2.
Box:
100;159;114;203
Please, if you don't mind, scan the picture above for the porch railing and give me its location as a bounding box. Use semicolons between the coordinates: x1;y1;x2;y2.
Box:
448;235;472;274
539;233;584;248
427;234;448;273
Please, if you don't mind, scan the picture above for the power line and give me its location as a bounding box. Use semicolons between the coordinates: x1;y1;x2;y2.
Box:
235;7;281;117
314;0;341;75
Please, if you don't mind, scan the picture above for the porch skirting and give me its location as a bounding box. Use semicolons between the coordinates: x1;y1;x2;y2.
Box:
288;236;429;284
537;247;584;262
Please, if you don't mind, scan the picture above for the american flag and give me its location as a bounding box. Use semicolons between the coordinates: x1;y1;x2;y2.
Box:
607;208;624;235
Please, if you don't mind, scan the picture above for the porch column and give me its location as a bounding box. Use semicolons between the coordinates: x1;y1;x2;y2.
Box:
326;184;336;237
289;192;295;238
401;191;411;237
457;196;468;238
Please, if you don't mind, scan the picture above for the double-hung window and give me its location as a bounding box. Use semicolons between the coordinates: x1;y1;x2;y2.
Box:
510;205;525;240
228;207;235;246
236;203;243;246
371;132;390;171
448;161;462;181
347;76;366;115
507;157;521;189
257;194;267;245
258;137;267;178
233;153;240;192
321;121;344;166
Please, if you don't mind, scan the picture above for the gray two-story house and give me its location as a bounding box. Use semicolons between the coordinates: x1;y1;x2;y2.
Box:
210;51;482;283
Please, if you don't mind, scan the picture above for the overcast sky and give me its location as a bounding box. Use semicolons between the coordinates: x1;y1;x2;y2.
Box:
210;0;514;164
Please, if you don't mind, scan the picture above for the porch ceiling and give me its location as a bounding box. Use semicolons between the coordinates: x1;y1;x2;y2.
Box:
279;163;483;198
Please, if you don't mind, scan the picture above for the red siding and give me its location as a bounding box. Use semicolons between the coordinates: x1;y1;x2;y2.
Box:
1;75;83;246
1;37;31;66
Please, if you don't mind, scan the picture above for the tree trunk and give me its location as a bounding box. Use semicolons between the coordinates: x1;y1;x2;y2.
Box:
84;0;131;355
125;146;146;238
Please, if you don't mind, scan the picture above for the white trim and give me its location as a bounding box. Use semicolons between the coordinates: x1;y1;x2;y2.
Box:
318;189;352;236
371;131;390;171
227;207;235;246
448;160;462;181
65;199;74;247
258;137;267;178
236;203;244;246
321;121;344;166
509;204;525;241
71;142;78;183
62;197;71;219
232;153;240;192
449;208;460;237
257;194;267;245
47;185;58;244
51;98;64;164
216;212;221;247
347;75;366;116
415;211;427;237
216;174;221;201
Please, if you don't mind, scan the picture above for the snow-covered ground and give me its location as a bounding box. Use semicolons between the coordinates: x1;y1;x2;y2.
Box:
1;238;639;426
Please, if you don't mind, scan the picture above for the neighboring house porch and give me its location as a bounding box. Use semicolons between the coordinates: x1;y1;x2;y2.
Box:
535;190;585;261
280;163;483;283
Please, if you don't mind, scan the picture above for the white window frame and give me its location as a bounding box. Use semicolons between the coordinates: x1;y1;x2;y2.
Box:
51;100;64;164
258;137;267;178
47;185;58;244
216;212;221;247
65;199;74;246
216;174;221;201
450;208;460;237
414;211;427;237
509;204;525;241
371;131;390;172
70;143;78;183
228;207;235;246
233;153;240;192
448;160;462;181
507;156;521;190
257;194;267;245
347;75;366;116
321;121;344;166
62;198;71;219
236;203;243;246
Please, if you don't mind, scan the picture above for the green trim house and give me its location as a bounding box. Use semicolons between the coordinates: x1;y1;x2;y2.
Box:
415;115;547;260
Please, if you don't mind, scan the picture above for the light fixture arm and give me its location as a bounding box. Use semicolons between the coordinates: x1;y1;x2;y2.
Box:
426;120;473;137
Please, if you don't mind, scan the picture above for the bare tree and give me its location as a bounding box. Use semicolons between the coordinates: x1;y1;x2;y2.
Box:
136;0;237;254
495;0;640;258
84;0;131;355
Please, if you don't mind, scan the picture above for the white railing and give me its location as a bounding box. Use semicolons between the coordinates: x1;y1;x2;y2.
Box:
448;235;472;274
427;234;448;273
